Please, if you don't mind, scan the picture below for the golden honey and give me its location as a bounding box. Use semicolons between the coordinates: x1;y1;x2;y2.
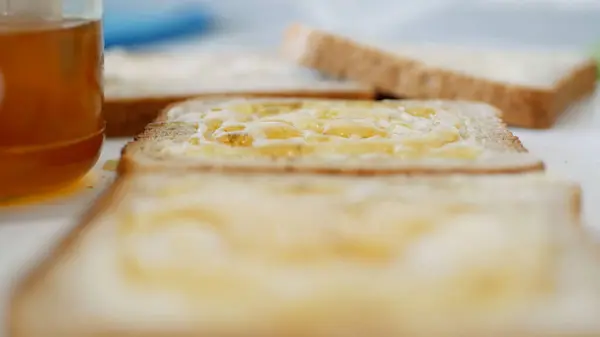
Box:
0;17;104;198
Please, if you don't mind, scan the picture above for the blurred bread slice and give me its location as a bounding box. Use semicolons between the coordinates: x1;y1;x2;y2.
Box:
10;172;596;337
119;97;544;175
103;49;374;137
282;24;597;129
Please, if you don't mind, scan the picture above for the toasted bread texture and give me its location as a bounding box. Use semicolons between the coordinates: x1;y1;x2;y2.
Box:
103;50;374;137
119;97;543;175
10;172;597;337
282;24;598;129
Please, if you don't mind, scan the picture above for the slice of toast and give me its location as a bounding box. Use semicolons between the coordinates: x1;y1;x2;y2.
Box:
10;172;597;337
282;24;598;129
119;97;544;175
103;49;374;137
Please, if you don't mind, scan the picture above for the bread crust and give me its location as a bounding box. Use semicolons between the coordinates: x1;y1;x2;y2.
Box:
104;91;375;138
282;24;598;129
118;97;544;176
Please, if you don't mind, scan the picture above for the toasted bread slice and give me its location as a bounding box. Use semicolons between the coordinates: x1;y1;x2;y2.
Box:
10;172;597;337
103;49;374;137
282;24;597;129
119;97;543;175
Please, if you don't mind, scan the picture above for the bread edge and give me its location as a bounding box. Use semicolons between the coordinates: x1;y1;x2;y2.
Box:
281;23;598;129
7;175;134;337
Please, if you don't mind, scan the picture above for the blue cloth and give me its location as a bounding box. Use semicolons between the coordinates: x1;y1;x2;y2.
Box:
103;4;213;48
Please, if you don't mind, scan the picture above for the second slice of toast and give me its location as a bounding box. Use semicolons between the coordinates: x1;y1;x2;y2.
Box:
120;97;543;175
282;24;597;129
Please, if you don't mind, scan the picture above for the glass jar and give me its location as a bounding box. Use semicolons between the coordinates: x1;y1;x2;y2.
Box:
0;0;104;199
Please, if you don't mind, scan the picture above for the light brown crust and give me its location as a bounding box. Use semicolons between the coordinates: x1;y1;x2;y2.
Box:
118;97;544;176
282;24;598;129
104;90;375;138
552;60;598;125
570;183;584;225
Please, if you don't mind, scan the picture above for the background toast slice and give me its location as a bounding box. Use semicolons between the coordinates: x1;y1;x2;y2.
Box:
119;97;544;175
282;24;597;129
9;172;595;337
104;49;374;137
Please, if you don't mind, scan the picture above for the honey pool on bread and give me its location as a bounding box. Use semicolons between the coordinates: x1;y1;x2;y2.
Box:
164;99;486;161
82;174;597;335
